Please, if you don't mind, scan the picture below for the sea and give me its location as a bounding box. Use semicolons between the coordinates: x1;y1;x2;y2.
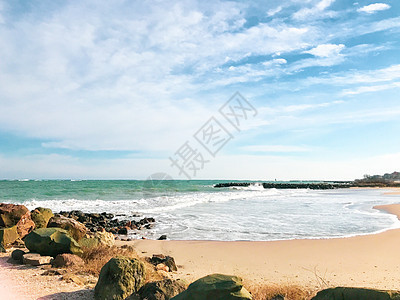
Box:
1;179;399;241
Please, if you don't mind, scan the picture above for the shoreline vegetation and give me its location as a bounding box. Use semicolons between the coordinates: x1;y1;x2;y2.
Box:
0;185;400;298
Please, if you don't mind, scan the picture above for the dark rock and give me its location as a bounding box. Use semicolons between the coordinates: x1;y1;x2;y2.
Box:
158;235;167;240
11;249;27;263
311;287;400;300
171;274;252;300
118;227;128;234
94;257;146;300
23;228;82;257
52;253;84;268
138;279;187;300
150;255;177;272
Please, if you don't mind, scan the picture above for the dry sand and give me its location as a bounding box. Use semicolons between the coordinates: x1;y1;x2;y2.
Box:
118;203;400;291
0;253;94;299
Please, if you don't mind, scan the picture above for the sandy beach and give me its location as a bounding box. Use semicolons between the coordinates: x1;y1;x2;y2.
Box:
117;203;400;291
1;202;400;299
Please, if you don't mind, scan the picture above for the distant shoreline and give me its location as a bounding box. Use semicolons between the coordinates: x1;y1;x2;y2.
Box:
214;181;400;189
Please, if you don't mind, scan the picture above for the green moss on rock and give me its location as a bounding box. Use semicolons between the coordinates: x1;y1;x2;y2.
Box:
94;257;146;300
23;227;82;257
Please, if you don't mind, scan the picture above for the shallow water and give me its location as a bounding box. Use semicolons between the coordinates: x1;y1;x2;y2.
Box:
1;180;399;241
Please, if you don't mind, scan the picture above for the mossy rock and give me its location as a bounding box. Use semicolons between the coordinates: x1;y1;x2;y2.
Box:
23;228;82;257
31;207;53;228
79;231;115;248
47;214;87;242
94;257;146;300
138;279;187;300
0;225;19;249
312;287;400;300
171;274;252;300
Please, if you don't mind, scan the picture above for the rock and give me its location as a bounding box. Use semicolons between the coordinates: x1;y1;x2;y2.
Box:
23;228;83;257
158;235;167;240
22;253;52;266
79;231;115;248
31;207;54;229
150;255;177;272
94;257;146;300
62;273;85;285
52;253;84;268
11;249;27;263
0;225;19;249
171;274;252;300
0;203;35;238
156;263;169;272
138;279;187;300
311;287;400;300
118;227;128;234
41;269;67;276
47;214;87;242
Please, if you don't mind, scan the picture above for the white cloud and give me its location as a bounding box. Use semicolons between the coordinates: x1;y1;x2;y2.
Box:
266;6;282;17
241;145;311;153
301;64;400;90
293;0;336;20
305;44;345;57
357;3;391;14
342;81;400;95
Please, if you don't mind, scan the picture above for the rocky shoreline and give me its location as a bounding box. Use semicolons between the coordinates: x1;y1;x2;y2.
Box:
57;210;156;236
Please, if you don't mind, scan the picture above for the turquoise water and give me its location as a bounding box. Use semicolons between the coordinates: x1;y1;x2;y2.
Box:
1;180;399;241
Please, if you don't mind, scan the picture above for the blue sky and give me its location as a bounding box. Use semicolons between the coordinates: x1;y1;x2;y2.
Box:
0;0;399;180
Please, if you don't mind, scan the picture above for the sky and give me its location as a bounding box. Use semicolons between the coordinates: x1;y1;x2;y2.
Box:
0;0;399;180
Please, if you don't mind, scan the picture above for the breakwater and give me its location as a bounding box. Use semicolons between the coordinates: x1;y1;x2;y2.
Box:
213;181;400;189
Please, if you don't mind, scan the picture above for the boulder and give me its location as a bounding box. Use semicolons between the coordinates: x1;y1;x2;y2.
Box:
0;203;35;238
138;279;187;300
47;214;87;242
52;253;84;268
150;255;177;272
22;253;52;266
94;257;146;300
171;274;252;300
79;231;115;248
23;228;83;257
158;235;167;240
312;287;400;300
0;225;19;249
62;273;85;285
11;249;27;263
31;207;54;229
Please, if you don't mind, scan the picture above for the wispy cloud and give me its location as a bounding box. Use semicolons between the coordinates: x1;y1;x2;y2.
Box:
241;145;312;153
304;44;345;58
357;3;391;14
342;81;400;95
292;0;336;20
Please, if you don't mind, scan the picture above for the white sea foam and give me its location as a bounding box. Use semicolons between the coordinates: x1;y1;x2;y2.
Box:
19;188;400;241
